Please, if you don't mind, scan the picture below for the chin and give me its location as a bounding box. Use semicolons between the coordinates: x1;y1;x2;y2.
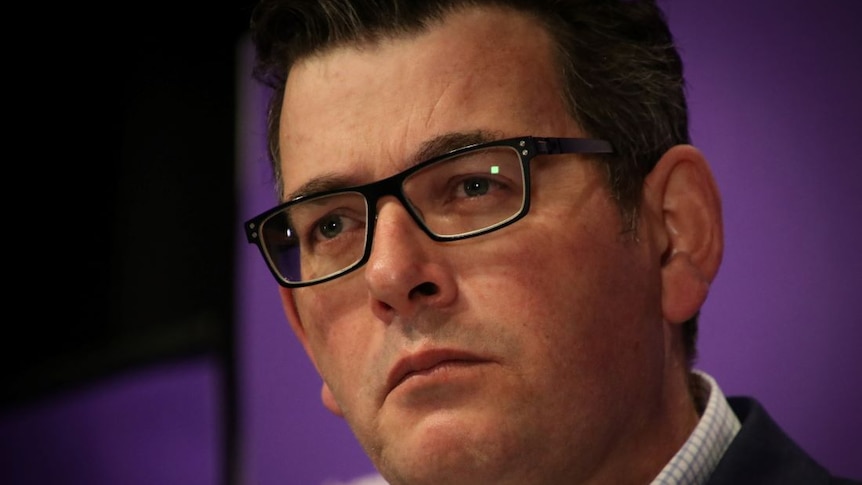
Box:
373;408;527;485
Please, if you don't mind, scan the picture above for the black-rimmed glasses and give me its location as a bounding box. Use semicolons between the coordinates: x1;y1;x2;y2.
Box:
245;136;613;287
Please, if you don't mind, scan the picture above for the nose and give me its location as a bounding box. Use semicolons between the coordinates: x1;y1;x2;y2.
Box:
364;197;457;321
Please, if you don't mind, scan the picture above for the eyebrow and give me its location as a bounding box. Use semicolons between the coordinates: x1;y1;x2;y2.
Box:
284;172;355;203
410;129;498;165
285;129;500;202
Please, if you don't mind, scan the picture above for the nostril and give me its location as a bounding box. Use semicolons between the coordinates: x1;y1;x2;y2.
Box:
411;282;439;298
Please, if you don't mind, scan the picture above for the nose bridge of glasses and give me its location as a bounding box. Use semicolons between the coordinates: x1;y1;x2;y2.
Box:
357;168;443;246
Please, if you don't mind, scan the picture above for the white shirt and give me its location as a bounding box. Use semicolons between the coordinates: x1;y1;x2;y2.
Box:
650;370;742;485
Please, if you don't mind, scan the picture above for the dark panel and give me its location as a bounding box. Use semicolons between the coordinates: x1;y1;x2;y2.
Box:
3;1;256;409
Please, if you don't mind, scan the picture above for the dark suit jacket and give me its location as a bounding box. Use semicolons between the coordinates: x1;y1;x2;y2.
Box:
705;397;859;484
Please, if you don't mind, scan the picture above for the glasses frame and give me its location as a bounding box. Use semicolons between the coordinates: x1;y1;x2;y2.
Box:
245;136;613;288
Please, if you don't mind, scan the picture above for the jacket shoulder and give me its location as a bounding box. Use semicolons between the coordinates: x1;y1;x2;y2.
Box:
706;397;860;485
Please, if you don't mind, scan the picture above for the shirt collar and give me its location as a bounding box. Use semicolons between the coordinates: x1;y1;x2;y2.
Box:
650;370;741;485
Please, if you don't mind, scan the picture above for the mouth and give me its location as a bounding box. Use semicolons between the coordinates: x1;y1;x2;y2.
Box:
386;348;488;396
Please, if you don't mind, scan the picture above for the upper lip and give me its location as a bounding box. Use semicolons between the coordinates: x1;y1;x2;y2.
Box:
385;348;487;396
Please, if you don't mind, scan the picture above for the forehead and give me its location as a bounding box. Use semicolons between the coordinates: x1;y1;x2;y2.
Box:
278;6;578;197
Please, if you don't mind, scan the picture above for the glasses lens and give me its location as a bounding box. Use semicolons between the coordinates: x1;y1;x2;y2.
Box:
259;191;368;284
403;146;525;237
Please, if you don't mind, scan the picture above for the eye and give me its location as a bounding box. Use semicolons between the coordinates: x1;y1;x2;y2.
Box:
286;192;367;252
312;212;363;244
461;177;492;197
317;214;345;239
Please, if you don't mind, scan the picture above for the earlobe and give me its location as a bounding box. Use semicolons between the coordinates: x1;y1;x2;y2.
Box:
645;145;724;325
321;383;344;417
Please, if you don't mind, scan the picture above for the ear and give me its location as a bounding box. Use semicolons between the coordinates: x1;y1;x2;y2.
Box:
279;288;345;417
643;145;723;325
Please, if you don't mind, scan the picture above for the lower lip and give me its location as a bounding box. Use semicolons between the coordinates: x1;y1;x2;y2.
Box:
394;360;485;391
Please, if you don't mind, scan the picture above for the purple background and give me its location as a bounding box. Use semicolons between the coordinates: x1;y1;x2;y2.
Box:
2;1;860;484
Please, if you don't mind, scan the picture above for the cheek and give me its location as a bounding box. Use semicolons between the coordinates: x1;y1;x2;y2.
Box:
293;284;380;392
460;194;662;365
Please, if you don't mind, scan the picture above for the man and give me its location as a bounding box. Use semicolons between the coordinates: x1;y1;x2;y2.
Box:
243;1;857;483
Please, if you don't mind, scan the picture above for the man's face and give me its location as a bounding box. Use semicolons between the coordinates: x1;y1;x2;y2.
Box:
278;6;671;484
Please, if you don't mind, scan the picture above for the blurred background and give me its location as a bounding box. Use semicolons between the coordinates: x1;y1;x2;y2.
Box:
2;1;860;484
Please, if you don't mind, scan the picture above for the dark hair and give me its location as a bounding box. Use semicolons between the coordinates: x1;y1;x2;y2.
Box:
249;0;699;368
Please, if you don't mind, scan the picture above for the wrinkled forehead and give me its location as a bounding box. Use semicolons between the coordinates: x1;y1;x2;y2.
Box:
277;5;572;198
